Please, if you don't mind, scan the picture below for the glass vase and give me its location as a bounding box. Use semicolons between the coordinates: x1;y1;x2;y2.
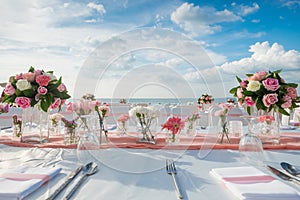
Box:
256;109;280;144
185;120;197;136
136;117;157;144
64;127;78;144
21;105;49;144
117;120;128;136
217;114;230;144
48;119;61;136
166;130;180;144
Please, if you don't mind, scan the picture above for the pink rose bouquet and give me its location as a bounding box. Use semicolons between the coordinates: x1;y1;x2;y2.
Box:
197;93;214;105
230;70;299;115
1;66;70;112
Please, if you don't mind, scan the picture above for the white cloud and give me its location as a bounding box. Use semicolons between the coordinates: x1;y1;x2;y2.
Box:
87;2;106;15
236;3;260;16
219;41;300;80
171;3;242;36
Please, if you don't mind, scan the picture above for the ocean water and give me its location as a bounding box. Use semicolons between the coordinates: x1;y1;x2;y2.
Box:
99;98;229;105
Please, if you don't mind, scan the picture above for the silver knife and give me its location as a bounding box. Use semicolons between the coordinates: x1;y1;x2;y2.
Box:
46;165;83;200
267;165;300;184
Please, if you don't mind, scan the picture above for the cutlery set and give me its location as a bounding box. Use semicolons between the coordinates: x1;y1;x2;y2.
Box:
267;162;300;186
47;160;183;199
46;162;98;200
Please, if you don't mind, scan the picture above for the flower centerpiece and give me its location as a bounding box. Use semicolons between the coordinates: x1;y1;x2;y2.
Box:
1;66;71;143
66;98;110;143
185;112;200;136
162;116;185;144
129;105;160;144
117;114;130;135
198;93;214;111
66;99;98;129
61;117;78;144
1;66;70;111
229;69;299;144
230;69;299;115
215;103;233;143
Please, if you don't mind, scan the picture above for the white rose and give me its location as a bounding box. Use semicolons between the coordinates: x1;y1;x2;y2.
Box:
16;79;32;91
43;72;57;80
246;80;261;92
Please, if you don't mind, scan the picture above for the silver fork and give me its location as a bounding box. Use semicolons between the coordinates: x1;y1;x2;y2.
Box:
166;159;183;199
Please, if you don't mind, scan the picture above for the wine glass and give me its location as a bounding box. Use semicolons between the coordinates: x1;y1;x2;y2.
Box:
77;130;100;164
239;116;264;166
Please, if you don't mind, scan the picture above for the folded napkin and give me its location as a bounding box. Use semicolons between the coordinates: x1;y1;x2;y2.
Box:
0;166;61;200
210;166;300;200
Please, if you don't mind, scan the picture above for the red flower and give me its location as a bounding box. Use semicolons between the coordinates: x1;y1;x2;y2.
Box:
162;116;185;134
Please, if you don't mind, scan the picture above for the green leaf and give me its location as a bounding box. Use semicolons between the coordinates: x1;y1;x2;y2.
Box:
40;99;50;112
23;89;35;97
28;66;35;72
278;107;290;116
247;106;251;115
229;87;238;94
236;76;242;83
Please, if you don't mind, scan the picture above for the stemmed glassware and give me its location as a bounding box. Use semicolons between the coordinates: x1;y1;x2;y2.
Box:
239;116;264;166
76;115;100;164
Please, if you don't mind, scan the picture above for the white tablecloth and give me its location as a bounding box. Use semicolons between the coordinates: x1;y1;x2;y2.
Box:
1;144;300;200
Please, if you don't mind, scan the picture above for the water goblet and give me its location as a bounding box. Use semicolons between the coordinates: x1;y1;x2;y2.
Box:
77;131;100;164
239;116;264;166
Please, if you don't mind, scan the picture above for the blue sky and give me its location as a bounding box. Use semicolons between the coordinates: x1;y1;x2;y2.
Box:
0;0;299;99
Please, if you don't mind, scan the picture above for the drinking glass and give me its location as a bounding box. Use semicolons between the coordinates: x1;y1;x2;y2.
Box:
239;116;264;166
77;131;100;164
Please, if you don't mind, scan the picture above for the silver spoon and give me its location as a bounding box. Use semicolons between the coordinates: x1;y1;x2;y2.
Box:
64;162;98;200
281;162;300;176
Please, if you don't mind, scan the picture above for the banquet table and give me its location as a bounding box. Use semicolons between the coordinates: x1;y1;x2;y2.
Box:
1;129;300;200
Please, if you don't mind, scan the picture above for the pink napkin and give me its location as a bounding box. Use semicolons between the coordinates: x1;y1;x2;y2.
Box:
210;166;300;200
0;166;61;200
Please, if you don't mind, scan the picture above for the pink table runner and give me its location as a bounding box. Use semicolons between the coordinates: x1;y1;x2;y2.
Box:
1;132;300;150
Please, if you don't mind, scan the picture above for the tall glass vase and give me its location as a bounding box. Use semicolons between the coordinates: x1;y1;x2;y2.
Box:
257;109;280;144
217;114;230;144
21;105;49;144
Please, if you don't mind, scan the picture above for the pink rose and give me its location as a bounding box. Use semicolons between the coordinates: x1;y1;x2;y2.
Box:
237;88;243;98
4;83;16;95
36;75;51;86
262;93;278;107
287;87;297;99
248;71;267;81
245;96;255;107
240;80;247;88
15;97;31;108
50;98;61;109
37;86;47;95
57;83;67;92
22;72;35;82
282;100;292;109
262;78;280;91
15;73;23;80
35;70;43;76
